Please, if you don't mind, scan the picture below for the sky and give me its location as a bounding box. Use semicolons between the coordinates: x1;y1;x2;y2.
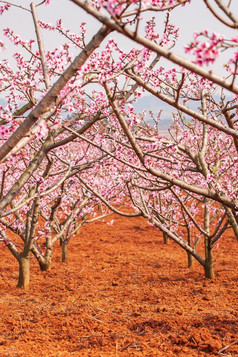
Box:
1;0;237;65
0;0;238;127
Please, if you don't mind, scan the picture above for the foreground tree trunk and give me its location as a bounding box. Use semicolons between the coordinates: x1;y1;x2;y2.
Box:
163;232;169;245
203;198;214;279
187;251;194;268
204;245;214;279
17;254;30;289
62;240;68;262
186;227;194;268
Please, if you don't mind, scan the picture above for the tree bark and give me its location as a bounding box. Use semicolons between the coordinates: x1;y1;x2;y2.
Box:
187;251;194;268
17;254;30;289
163;231;169;244
186;227;194;268
203;199;214;279
38;258;52;271
62;240;68;262
224;206;238;240
204;246;214;279
39;239;53;271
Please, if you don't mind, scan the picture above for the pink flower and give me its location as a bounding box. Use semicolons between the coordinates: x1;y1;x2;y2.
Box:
229;52;238;64
231;36;238;43
0;3;10;15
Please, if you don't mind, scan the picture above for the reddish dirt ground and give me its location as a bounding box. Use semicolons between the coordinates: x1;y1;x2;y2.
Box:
0;213;238;357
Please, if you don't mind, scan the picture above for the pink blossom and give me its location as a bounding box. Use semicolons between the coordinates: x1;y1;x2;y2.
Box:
0;3;10;15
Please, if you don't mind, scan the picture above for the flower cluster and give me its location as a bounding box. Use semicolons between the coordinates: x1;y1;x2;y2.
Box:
0;3;10;15
92;0;190;16
185;31;224;66
55;19;86;49
3;27;35;49
145;17;159;41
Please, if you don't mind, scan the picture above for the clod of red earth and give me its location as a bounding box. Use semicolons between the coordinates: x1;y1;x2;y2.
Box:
0;213;237;357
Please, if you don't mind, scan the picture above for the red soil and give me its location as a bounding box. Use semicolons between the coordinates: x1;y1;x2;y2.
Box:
0;213;238;357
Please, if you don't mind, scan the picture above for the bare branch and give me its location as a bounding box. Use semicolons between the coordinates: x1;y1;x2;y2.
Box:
203;0;238;28
30;2;51;89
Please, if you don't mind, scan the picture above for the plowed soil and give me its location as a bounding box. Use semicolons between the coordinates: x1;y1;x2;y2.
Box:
0;213;238;357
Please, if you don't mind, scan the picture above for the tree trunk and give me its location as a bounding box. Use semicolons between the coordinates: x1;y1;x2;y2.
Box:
163;231;169;244
186;228;193;268
224;206;238;240
203;199;214;279
17;255;30;289
204;261;214;279
204;242;214;279
39;258;52;271
39;238;53;271
62;240;68;262
187;251;194;268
